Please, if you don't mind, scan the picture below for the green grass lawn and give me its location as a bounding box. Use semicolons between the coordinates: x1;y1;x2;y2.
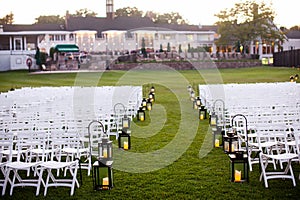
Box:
0;66;300;199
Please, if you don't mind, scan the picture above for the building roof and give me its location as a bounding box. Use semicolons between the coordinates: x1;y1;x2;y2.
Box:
3;24;65;32
1;16;218;36
65;16;217;35
285;30;300;39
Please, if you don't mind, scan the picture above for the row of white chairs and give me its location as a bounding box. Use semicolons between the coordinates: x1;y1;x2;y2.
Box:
0;130;92;196
199;82;300;114
231;115;300;188
0;86;142;120
201;82;300;187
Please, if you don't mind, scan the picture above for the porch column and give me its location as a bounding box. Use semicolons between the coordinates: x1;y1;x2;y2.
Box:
9;36;12;50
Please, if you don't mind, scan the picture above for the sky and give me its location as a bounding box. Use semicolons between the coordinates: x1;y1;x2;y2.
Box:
0;0;299;28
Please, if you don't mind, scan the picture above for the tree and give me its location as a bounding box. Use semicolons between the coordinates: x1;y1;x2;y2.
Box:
35;15;64;24
72;8;97;17
0;12;14;24
215;0;285;53
154;12;187;24
115;7;143;17
178;44;182;53
115;7;187;25
289;26;300;31
167;42;171;52
145;11;187;24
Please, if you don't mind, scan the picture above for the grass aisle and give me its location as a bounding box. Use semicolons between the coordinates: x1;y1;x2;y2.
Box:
0;66;299;199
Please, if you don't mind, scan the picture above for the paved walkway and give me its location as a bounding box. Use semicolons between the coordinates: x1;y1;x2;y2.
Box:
30;69;107;74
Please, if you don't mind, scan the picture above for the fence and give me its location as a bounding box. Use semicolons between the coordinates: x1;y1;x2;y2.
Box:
273;49;300;67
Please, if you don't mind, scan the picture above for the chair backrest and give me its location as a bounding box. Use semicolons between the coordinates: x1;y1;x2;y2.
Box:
0;132;14;162
293;130;300;160
15;132;47;162
50;131;81;160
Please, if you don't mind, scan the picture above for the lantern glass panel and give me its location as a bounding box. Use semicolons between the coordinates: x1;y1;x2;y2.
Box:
119;135;130;150
122;117;130;130
229;153;249;182
93;161;113;190
138;110;145;121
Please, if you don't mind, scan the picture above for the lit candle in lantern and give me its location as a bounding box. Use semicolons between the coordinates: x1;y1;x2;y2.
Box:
124;141;128;150
231;144;235;152
215;139;219;147
103;149;108;158
140;115;144;121
234;170;241;182
200;114;204;120
102;177;109;189
147;105;152;111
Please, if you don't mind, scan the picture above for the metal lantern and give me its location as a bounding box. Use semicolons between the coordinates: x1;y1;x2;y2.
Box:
98;135;113;162
193;96;201;110
228;152;249;183
137;107;145;121
150;86;155;93
190;90;195;101
187;85;192;92
88;120;114;191
199;106;207;120
118;130;131;150
149;92;155;102
210;112;221;147
295;74;299;80
223;129;238;154
146;98;152;111
93;160;113;190
290;75;294;82
142;98;147;108
210;112;218;131
122;115;130;132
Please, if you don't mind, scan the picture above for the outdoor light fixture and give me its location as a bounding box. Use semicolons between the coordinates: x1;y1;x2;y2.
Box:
193;96;201;110
228;152;249;183
295;74;299;80
93;160;113;190
190;90;195;101
137;107;145;121
98;133;113;162
149;92;155;102
142;98;147;108
146;98;152;111
199;105;207;120
118;130;131;150
290;75;294;82
210;111;223;147
118;114;131;150
187;85;192;92
223;128;238;154
150;86;155;93
88;120;113;191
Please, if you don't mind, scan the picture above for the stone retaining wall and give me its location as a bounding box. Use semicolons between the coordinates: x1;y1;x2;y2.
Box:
110;61;261;70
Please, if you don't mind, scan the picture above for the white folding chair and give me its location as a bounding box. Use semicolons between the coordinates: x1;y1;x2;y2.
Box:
2;132;46;196
38;132;80;196
259;128;298;188
0;132;14;195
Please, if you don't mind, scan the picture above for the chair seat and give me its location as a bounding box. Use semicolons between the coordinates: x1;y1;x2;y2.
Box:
39;160;77;169
263;153;298;160
5;161;42;169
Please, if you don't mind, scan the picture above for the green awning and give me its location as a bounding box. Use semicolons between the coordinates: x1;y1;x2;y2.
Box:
54;44;79;52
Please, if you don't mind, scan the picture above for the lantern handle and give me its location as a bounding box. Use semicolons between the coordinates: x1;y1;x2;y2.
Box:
113;102;127;116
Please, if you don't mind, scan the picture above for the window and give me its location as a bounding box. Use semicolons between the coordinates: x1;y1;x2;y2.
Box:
55;35;60;41
14;37;22;50
186;34;193;41
49;34;66;41
160;34;175;40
